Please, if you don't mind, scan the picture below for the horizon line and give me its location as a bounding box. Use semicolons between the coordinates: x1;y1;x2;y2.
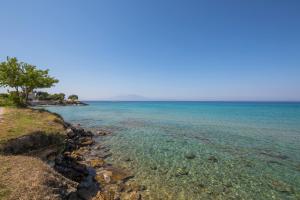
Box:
80;100;300;103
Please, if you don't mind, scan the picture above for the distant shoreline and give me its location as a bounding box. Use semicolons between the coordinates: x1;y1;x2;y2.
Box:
79;100;300;104
29;100;88;106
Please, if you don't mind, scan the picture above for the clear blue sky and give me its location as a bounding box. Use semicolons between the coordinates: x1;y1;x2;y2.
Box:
1;0;300;101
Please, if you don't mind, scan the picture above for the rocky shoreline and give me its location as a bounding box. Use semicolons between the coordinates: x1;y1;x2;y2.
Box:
55;123;145;200
29;100;88;107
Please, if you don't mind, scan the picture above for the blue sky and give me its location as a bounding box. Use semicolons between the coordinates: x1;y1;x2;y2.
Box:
0;0;300;101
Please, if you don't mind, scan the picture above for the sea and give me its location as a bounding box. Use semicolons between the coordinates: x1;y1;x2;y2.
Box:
45;101;300;200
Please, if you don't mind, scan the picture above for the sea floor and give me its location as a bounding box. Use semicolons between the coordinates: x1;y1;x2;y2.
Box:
94;120;300;200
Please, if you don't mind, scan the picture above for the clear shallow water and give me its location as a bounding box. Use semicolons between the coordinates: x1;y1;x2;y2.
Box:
46;101;300;199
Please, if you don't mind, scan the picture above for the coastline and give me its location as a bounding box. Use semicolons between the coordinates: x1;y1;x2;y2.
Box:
28;100;88;107
0;107;144;200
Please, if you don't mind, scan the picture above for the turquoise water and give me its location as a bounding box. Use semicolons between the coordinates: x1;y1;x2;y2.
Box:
46;101;300;199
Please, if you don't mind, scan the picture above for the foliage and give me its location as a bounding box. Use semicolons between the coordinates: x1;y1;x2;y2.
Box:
0;57;58;106
0;57;23;91
68;94;78;101
36;91;66;102
50;93;65;102
36;91;51;100
0;93;22;107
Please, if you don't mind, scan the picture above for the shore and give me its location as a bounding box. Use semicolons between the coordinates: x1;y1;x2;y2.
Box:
0;108;144;200
28;100;88;107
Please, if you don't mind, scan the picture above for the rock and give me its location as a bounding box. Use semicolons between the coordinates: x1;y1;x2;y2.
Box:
93;191;106;200
96;129;112;136
96;170;113;184
185;152;196;159
150;165;157;170
260;151;289;160
98;152;112;159
127;183;147;192
70;151;83;161
96;168;134;184
84;131;93;137
77;188;93;200
90;159;105;168
94;189;120;200
208;156;218;163
270;180;294;194
66;128;76;138
73;127;85;135
67;192;80;200
175;167;189;176
296;164;300;171
129;191;141;200
124;157;133;162
80;138;94;146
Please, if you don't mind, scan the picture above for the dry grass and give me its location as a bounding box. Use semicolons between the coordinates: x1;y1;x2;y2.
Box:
0;108;65;144
0;155;77;200
0;108;71;200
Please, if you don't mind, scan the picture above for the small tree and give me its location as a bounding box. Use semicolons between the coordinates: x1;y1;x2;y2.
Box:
0;57;23;105
20;63;59;103
0;57;59;106
68;94;78;101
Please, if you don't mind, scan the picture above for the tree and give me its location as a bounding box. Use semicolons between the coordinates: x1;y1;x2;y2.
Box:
50;93;65;102
20;63;59;102
0;57;58;105
36;91;51;100
0;57;23;104
68;94;78;101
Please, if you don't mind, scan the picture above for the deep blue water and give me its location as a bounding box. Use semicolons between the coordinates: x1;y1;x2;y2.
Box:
46;101;300;199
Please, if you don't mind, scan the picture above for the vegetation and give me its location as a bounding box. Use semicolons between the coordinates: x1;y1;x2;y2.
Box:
36;91;66;102
68;94;79;101
0;57;58;106
0;108;70;200
0;108;65;144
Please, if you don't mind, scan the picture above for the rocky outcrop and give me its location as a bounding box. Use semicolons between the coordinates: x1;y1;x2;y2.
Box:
29;100;88;106
54;124;146;200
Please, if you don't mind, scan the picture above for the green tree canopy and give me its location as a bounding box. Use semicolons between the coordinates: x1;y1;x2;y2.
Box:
0;57;23;92
68;94;79;101
36;91;51;100
0;57;59;106
50;93;65;102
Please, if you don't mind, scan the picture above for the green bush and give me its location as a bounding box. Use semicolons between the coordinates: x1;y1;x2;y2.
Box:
0;92;25;107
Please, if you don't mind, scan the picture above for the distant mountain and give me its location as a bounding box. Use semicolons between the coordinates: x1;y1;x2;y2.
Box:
109;94;150;101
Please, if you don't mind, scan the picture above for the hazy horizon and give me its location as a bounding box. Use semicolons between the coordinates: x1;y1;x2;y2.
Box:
1;0;300;101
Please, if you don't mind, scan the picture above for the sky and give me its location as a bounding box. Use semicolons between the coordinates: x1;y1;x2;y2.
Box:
0;0;300;101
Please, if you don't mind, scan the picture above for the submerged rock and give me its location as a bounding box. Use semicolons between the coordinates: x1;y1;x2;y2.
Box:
90;159;105;168
124;157;133;162
149;164;157;170
80;138;94;146
175;167;189;177
96;129;112;136
96;167;134;185
208;156;218;163
260;151;289;160
270;180;294;194
185;152;196;159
